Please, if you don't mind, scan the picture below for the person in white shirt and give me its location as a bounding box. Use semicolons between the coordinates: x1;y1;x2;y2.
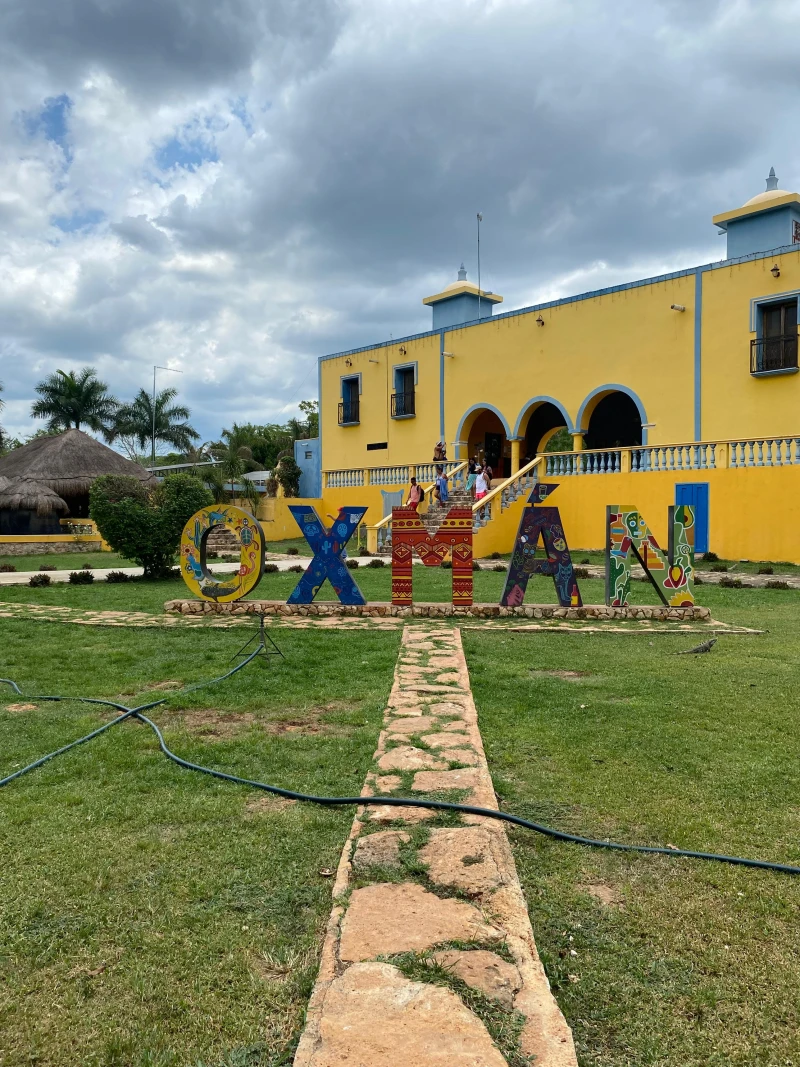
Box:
474;468;489;500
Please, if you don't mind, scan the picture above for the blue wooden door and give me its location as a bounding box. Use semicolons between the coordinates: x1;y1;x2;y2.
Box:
675;483;709;555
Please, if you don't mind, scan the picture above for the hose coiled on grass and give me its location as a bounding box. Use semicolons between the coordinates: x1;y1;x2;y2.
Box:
2;663;799;876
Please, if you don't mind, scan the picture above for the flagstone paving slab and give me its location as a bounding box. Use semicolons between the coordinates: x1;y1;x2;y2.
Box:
293;623;577;1067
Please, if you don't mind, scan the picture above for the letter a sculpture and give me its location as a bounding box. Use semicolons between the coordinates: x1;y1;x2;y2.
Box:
287;505;367;605
391;506;473;606
501;483;582;608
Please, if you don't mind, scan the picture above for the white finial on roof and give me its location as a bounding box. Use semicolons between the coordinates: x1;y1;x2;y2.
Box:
766;166;779;191
457;263;467;281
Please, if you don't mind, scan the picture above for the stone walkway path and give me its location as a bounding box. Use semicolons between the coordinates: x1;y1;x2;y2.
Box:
293;624;576;1067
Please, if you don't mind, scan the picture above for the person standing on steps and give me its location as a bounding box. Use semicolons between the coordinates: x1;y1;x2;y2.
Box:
466;456;479;500
474;465;489;501
434;465;449;505
483;462;493;488
433;440;448;462
406;476;424;511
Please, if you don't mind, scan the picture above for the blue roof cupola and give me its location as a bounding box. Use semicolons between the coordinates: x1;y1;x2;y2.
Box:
713;168;800;258
422;265;503;330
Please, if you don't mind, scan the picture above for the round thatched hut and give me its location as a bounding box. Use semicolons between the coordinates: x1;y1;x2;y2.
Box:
0;429;154;517
0;478;70;535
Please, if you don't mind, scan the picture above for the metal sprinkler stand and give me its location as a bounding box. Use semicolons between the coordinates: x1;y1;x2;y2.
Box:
230;614;284;663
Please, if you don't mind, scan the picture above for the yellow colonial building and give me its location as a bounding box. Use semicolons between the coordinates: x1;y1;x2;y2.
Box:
307;170;800;562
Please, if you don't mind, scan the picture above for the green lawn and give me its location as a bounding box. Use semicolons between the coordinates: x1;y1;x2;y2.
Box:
0;621;400;1066
467;588;800;1065
0;551;127;571
481;547;800;574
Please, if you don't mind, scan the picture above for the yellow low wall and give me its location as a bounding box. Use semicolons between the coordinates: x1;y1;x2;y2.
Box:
253;496;325;541
475;465;800;563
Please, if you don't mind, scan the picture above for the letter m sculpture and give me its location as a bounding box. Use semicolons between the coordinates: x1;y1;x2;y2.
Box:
391;507;473;606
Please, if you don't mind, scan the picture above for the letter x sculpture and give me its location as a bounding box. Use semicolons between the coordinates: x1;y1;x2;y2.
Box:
287;505;368;605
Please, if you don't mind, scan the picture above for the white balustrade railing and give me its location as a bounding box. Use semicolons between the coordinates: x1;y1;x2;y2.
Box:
369;465;409;485
728;437;800;467
325;468;365;488
472;457;543;530
544;450;622;475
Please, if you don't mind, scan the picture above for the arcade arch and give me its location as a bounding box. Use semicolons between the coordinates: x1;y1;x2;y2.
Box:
577;386;645;449
513;397;574;461
456;405;511;478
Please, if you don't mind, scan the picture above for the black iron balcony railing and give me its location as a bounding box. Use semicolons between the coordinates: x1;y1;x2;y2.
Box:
338;400;360;425
391;391;416;417
751;334;798;374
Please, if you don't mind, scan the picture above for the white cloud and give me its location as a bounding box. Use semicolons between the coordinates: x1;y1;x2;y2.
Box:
2;0;800;442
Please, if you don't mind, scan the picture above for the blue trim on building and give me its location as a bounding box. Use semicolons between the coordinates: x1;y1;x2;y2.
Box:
575;385;649;445
340;371;362;396
694;268;703;441
318;243;800;365
455;403;513;443
749;288;800;333
439;330;445;440
512;396;575;437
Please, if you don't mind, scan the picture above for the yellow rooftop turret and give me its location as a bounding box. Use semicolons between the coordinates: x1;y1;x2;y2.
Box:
713;168;800;258
423;264;503;329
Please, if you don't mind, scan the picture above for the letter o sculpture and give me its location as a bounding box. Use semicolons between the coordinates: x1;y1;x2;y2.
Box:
179;505;264;602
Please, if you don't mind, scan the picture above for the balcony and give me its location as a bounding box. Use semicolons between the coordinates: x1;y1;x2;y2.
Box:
750;335;799;375
391;391;416;418
338;400;360;425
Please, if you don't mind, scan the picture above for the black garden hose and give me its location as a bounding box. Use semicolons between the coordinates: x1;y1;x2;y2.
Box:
2;662;799;876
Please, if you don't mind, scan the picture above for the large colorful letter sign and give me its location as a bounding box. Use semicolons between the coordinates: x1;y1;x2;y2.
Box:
501;483;582;608
606;505;696;607
287;505;367;605
391;507;473;606
180;505;264;602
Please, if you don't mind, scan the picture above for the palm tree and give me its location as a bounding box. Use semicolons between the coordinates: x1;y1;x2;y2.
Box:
112;387;200;461
31;367;119;436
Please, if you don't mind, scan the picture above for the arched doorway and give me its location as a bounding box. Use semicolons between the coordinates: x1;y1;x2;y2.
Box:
457;405;511;479
513;398;573;463
581;389;644;449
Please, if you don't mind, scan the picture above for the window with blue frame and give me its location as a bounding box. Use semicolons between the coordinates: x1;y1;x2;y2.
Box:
751;299;798;374
339;376;360;424
391;364;416;417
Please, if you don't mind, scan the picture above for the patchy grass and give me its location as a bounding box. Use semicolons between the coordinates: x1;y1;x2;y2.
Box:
0;619;400;1066
466;589;800;1065
0;550;128;571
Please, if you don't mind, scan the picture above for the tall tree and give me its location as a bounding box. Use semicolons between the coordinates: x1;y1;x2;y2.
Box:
112;387;200;460
298;399;319;438
31;367;118;436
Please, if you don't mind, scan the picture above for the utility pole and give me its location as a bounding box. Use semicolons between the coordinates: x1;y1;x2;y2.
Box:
477;213;483;320
151;365;182;470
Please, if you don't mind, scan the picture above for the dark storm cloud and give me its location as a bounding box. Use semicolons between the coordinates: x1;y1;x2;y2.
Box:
2;0;800;443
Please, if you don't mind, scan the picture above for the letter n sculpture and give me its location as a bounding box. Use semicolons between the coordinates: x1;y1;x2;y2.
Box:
287;505;367;605
501;483;582;608
391;507;473;606
606;505;696;607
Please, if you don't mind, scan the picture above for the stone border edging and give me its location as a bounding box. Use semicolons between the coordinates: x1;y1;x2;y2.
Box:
292;624;577;1067
166;599;711;621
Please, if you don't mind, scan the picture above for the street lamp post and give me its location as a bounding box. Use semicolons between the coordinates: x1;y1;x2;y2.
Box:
152;365;182;469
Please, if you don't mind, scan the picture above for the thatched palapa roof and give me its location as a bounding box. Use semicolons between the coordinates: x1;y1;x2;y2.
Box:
0;478;70;515
0;429;154;497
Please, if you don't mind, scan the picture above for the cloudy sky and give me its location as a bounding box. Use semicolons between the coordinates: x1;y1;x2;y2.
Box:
2;0;799;445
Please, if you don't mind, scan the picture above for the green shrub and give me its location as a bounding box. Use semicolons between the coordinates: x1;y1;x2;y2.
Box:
346;559;360;569
711;563;728;572
703;551;719;562
68;570;94;584
489;551;502;560
472;560;481;571
276;456;302;498
493;564;506;573
441;560;452;569
367;558;386;568
288;564;305;573
38;564;56;571
263;563;279;573
90;473;212;579
105;571;130;583
573;567;590;579
29;573;51;587
286;546;299;556
718;576;743;588
758;565;774;575
766;579;790;590
0;563;17;572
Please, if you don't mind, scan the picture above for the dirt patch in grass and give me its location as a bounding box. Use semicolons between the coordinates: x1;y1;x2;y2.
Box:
167;708;257;738
581;882;625;908
529;669;594;681
4;702;39;713
245;794;298;816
